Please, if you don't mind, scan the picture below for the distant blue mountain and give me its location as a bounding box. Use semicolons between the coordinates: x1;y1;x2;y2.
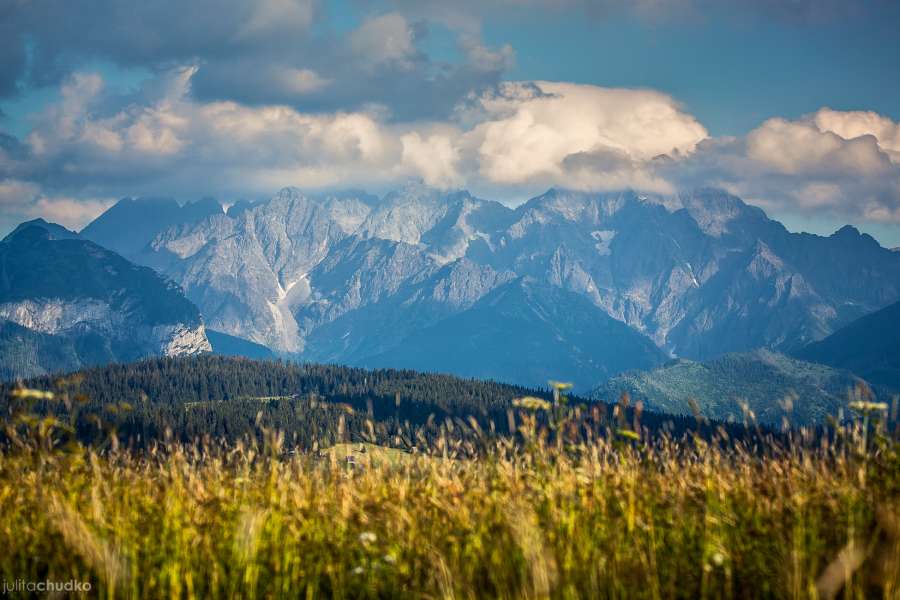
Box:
362;277;668;391
796;299;900;389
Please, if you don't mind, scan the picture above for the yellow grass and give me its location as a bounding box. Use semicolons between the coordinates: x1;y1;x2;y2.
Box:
0;427;898;599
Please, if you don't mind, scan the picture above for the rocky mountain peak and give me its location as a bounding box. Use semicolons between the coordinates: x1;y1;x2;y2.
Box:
676;188;765;238
833;224;861;238
5;219;80;242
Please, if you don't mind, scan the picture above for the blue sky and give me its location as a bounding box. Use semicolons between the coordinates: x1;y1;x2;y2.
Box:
2;0;900;246
485;10;900;137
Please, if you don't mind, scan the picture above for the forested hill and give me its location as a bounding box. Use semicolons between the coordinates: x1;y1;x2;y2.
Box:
0;355;748;450
7;355;541;414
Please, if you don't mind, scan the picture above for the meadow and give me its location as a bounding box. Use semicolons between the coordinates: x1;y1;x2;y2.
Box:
1;389;898;600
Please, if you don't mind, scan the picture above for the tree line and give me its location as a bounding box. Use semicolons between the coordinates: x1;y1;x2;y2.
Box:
1;355;770;451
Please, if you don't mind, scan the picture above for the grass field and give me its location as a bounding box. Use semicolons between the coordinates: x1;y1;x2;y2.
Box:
1;406;898;599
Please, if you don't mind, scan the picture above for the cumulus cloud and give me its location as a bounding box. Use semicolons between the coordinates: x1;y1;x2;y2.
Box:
10;67;404;193
813;108;900;162
4;70;709;198
746;117;892;176
0;178;112;232
401;131;464;188
462;81;707;190
671;109;900;225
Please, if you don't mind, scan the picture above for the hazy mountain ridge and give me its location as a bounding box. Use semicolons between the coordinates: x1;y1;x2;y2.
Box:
0;220;211;379
78;184;900;388
593;349;868;426
795;299;900;389
362;277;668;390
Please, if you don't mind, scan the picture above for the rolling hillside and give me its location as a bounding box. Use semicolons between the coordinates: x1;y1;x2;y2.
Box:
593;349;868;426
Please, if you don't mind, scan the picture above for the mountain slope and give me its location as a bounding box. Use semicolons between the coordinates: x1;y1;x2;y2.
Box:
363;278;667;390
0;220;210;380
795;300;900;389
0;321;86;380
134;188;378;352
593;349;865;426
502;188;900;358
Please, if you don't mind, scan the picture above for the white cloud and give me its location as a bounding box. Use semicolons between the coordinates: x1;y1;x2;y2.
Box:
676;109;900;225
349;14;418;70
28;196;115;230
465;81;708;187
746;116;892;176
27;73;105;156
15;71;712;197
813;108;900;162
401;131;464;188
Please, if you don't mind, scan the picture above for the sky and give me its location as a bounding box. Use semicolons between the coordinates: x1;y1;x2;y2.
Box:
2;0;900;246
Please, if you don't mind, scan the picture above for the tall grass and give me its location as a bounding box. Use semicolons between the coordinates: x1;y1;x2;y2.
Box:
1;403;898;599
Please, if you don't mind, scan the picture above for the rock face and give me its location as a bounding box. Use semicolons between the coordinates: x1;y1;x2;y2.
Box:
0;220;210;379
80;184;900;388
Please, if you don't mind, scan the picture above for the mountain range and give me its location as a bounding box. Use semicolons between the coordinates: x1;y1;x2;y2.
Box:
3;184;900;399
77;184;900;389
